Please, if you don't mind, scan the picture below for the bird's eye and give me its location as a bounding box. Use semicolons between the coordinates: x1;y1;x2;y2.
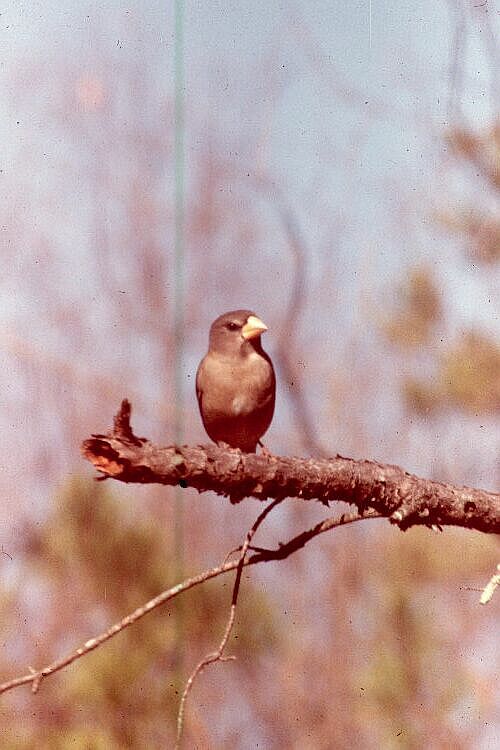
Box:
226;321;240;331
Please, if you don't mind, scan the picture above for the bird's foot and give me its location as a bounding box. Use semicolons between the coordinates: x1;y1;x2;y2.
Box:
258;440;275;458
216;440;233;451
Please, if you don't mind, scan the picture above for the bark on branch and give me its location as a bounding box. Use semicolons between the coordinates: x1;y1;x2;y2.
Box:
82;400;500;534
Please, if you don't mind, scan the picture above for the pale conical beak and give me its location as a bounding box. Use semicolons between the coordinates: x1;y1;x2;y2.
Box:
242;315;268;340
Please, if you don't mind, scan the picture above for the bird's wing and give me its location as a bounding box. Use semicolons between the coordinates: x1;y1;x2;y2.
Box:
195;358;205;406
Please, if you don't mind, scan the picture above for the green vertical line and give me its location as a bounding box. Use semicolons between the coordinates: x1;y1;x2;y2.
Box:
173;0;185;683
174;2;185;442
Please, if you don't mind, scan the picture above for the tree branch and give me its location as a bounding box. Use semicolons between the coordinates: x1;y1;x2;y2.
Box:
82;401;500;534
0;508;375;697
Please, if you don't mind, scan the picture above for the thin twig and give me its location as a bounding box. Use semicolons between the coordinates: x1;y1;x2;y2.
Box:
0;560;239;696
175;499;283;749
480;563;500;605
446;0;466;123
0;509;377;698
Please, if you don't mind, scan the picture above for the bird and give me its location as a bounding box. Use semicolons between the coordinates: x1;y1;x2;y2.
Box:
196;310;276;452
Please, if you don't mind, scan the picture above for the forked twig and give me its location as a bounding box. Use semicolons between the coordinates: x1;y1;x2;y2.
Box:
175;498;283;749
0;509;378;698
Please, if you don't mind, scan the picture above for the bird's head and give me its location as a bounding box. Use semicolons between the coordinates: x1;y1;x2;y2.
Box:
208;309;269;355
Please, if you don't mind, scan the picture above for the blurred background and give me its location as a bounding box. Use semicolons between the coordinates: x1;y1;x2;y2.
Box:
1;1;499;748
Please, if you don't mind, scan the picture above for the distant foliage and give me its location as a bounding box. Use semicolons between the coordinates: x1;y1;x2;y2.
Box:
384;267;442;348
442;122;500;265
405;330;500;415
2;479;277;749
441;210;500;265
386;122;499;417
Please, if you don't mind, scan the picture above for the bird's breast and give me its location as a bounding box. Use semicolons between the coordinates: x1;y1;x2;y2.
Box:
198;350;274;418
230;394;253;416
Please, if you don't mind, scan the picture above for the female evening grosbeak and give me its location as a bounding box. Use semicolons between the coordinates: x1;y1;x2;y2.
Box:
196;310;276;452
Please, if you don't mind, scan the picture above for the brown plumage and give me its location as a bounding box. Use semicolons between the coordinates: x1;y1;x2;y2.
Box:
196;310;276;452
